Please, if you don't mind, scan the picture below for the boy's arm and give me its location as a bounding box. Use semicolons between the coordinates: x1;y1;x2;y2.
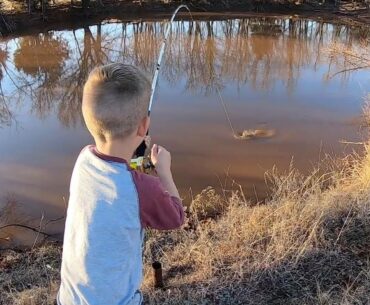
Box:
131;144;184;230
151;144;180;199
156;171;180;199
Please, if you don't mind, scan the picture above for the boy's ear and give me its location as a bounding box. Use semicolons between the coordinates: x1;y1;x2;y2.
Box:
137;116;150;137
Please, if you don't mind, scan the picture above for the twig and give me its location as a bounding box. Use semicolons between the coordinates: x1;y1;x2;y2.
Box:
0;224;52;237
329;65;370;79
294;211;324;265
44;215;65;227
339;140;365;145
0;14;12;33
32;212;45;248
334;205;353;246
340;49;369;62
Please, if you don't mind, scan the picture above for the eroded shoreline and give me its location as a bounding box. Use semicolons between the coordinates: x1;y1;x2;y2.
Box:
1;0;369;37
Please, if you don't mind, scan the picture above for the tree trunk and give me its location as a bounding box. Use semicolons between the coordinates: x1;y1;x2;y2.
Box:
82;0;90;10
41;0;47;19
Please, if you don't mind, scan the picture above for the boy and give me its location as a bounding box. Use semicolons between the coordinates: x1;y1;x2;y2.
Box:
57;63;185;305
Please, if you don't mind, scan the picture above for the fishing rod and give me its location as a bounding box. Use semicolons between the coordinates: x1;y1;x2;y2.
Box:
147;4;191;115
129;5;192;290
131;4;191;170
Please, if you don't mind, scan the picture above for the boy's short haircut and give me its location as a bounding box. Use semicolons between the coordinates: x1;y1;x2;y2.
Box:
82;63;151;141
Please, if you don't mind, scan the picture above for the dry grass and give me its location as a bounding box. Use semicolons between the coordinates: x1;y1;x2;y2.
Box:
0;243;61;305
141;147;370;304
0;0;83;14
1;1;25;13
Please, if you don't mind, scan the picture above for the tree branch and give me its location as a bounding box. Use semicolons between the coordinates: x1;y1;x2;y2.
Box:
329;65;370;79
0;224;52;237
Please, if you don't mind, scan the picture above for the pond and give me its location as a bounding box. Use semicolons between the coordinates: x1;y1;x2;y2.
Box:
0;15;369;244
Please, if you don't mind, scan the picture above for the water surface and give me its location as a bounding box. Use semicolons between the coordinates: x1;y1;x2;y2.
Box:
0;16;369;243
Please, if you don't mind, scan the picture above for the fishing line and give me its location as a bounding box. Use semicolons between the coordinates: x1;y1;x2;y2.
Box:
216;86;274;140
216;86;237;137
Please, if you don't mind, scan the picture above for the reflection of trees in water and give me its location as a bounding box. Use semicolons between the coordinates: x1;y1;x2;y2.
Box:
325;40;370;82
14;34;68;78
13;33;69;119
0;47;7;81
0;46;13;127
1;18;368;127
58;26;105;127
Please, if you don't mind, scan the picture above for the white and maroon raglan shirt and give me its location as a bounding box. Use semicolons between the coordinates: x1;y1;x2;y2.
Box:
57;146;184;305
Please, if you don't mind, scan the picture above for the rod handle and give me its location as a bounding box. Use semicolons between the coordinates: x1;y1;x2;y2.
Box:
152;261;164;288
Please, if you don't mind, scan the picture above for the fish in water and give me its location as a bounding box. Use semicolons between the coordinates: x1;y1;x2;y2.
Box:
215;88;276;141
234;128;276;140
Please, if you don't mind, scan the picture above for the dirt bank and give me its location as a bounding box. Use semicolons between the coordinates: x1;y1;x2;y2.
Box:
1;0;369;37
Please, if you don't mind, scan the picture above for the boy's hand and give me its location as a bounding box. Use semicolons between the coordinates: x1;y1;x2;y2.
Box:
144;135;151;148
151;144;171;176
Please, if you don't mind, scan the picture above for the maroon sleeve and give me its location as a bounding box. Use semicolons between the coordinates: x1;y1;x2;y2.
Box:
131;171;185;230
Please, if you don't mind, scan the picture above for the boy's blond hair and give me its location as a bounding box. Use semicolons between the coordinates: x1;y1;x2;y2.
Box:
82;63;151;141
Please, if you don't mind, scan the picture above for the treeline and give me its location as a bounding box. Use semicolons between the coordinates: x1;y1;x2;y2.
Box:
0;0;369;36
2;0;370;16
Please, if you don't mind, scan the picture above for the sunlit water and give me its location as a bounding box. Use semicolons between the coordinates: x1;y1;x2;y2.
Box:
0;16;369;245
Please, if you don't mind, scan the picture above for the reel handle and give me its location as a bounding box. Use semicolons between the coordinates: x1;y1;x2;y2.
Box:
130;156;155;173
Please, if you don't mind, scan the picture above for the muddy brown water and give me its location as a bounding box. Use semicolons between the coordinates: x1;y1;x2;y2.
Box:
0;16;369;246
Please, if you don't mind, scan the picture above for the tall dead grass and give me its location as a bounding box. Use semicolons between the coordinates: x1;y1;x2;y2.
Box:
141;143;370;304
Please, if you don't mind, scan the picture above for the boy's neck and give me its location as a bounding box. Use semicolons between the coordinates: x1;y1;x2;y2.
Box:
95;137;137;161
